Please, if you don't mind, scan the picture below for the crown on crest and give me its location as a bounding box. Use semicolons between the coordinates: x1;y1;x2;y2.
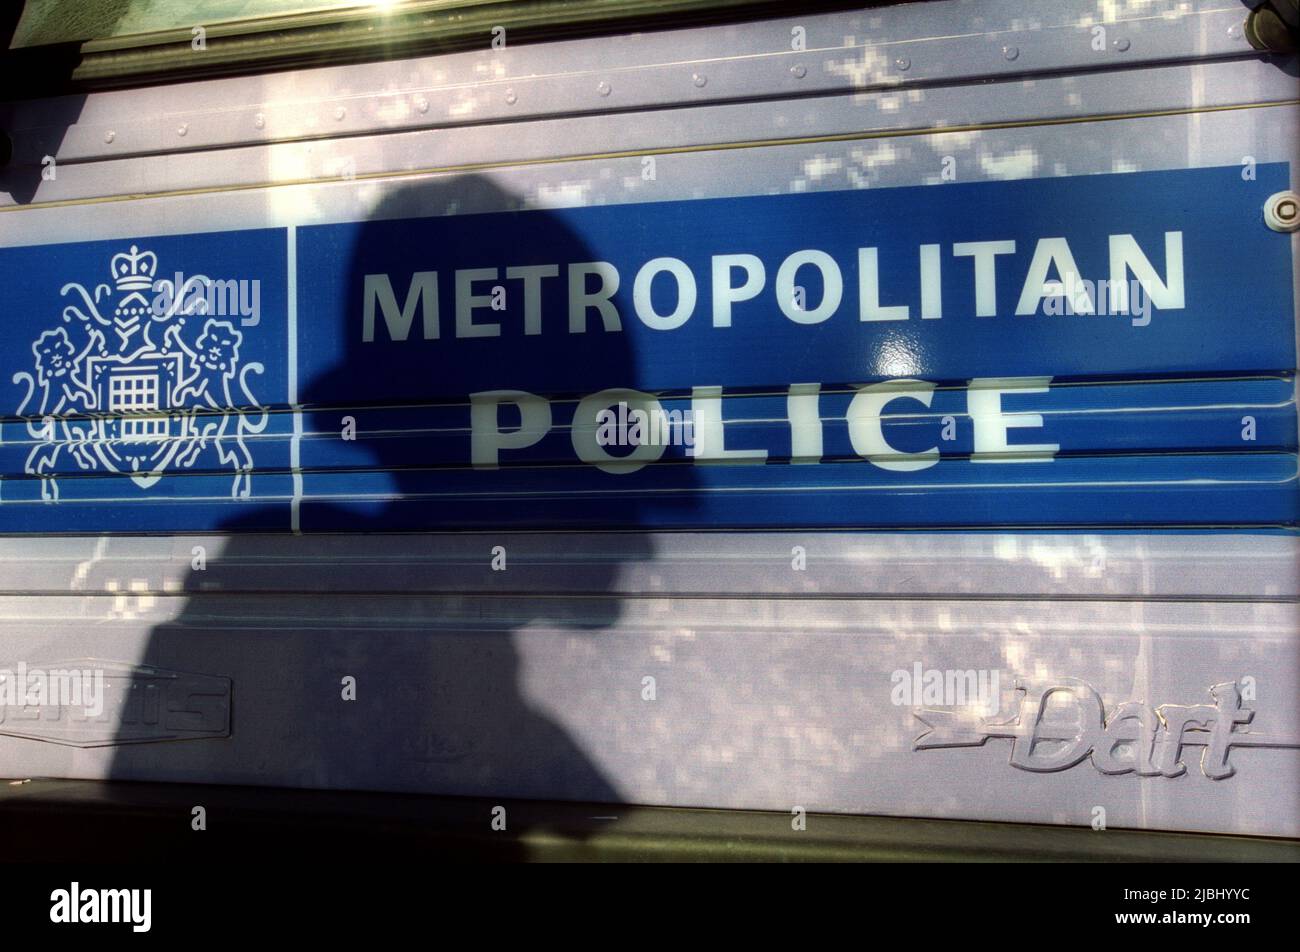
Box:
110;245;158;291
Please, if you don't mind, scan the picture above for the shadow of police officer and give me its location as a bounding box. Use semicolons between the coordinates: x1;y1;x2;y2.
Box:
106;172;700;857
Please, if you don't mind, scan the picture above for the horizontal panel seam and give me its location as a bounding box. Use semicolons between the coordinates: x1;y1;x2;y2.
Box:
3;98;1295;215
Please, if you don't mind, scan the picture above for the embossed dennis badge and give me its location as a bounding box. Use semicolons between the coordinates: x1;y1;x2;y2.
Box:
0;230;293;532
0;659;230;747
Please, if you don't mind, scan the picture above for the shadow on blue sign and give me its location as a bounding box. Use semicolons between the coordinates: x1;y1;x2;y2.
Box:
102;176;672;828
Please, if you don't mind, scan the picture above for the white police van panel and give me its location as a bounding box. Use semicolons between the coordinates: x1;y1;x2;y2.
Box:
0;0;1297;837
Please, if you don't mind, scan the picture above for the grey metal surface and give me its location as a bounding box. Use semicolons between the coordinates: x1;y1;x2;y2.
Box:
0;0;1297;836
0;1;1264;168
0;532;1296;599
1;575;1297;835
3;57;1295;212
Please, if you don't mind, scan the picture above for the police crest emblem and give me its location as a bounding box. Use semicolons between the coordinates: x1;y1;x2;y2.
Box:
13;245;268;501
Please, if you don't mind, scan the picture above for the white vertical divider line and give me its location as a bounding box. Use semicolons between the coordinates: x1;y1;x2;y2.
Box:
288;225;302;533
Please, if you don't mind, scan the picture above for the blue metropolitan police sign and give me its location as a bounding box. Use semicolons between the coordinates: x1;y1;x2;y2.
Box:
0;164;1295;532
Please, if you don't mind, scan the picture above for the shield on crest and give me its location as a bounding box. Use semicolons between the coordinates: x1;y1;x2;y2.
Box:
87;351;189;489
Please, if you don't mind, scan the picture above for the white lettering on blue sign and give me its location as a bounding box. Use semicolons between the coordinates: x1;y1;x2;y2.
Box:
361;233;1182;341
467;377;1059;471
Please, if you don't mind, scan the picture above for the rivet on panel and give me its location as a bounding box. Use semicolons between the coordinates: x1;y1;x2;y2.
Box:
414;96;429;114
692;73;707;88
1112;37;1131;52
334;107;347;121
104;131;116;144
894;56;910;70
254;113;265;129
1002;45;1019;61
177;123;188;136
597;81;612;97
790;63;807;78
505;89;517;105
